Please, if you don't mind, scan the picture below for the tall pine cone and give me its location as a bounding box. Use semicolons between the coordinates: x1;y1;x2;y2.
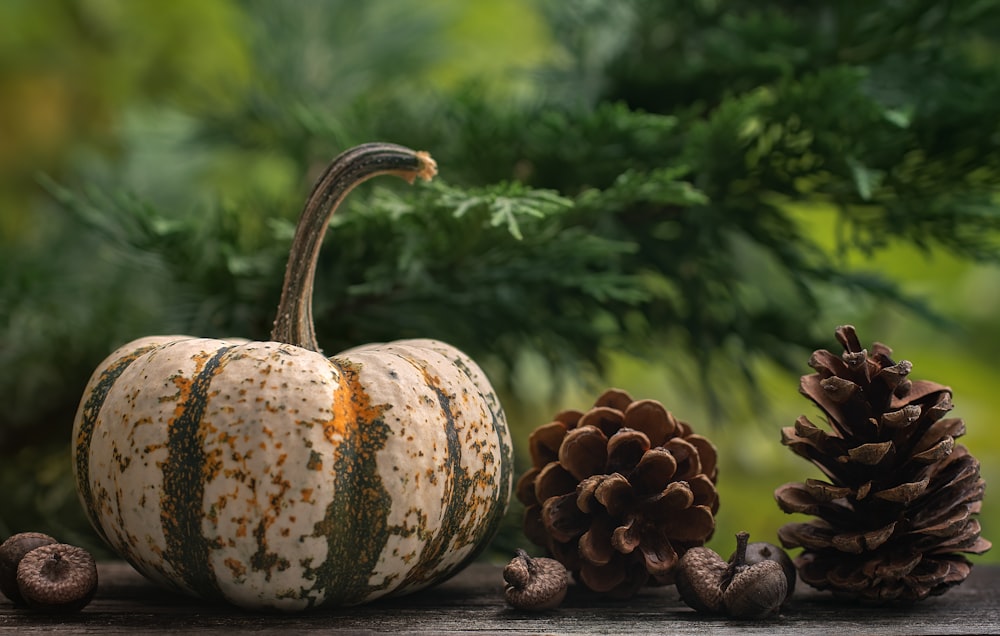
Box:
775;325;991;603
516;389;719;598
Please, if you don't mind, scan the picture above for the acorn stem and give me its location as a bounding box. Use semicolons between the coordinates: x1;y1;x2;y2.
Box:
733;531;750;568
515;549;535;573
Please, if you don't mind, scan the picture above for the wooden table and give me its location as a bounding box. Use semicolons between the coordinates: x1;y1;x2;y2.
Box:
1;561;997;634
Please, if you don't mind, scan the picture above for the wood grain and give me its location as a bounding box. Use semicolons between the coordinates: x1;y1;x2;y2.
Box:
1;561;997;634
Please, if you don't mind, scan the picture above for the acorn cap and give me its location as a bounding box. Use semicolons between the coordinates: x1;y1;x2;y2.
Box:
0;532;57;606
728;540;796;602
16;544;98;612
503;550;568;610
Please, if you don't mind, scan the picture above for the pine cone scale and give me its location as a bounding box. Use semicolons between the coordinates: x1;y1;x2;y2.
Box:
687;474;720;511
631;448;678;494
641;481;695;520
881;405;920;429
579;559;628;594
606;429;651;473
847;441;893;464
611;519;641;553
663;437;702;479
578;406;625;436
891;380;950;409
529;421;570;467
534;462;577;502
829;522;896;553
872;478;928;503
800;376;863;436
661;505;715;543
559;425;609;480
579;519;616;565
685;435;718;479
541;492;588;543
623;399;677;445
515;466;541;506
804;479;853;501
593;473;633;517
638;540;679;577
912;437;954;463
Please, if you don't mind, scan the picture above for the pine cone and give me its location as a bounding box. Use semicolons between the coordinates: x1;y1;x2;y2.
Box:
775;325;991;603
516;388;719;598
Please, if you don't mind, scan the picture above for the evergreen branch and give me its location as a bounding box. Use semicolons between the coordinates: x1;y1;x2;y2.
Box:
8;0;1000;454
432;181;572;240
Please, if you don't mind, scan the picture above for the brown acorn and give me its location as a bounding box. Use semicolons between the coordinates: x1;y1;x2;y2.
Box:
0;533;57;607
728;538;796;603
720;532;786;619
16;544;98;612
503;549;568;610
675;546;727;614
676;531;789;619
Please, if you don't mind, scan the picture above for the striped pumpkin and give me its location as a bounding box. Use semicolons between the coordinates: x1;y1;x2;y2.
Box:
71;144;513;610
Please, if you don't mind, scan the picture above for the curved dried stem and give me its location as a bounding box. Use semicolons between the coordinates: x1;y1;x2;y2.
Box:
271;142;436;351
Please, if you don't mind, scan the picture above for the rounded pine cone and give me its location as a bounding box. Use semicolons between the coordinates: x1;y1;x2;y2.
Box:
516;389;719;598
775;325;991;603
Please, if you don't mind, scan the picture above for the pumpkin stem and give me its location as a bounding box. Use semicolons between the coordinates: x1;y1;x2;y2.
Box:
271;142;437;351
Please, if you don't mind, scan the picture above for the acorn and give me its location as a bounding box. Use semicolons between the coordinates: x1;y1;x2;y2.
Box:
728;536;796;603
720;532;787;619
503;549;568;611
676;531;792;620
16;543;98;612
675;547;727;614
0;532;57;606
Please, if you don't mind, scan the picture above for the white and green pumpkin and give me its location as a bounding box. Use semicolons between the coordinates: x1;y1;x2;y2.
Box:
71;144;513;611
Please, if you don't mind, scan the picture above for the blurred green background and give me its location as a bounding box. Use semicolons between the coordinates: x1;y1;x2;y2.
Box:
1;0;997;566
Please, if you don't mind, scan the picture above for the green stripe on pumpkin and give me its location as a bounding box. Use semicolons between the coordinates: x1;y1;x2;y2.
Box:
403;369;462;587
453;389;513;572
413;356;512;585
160;344;236;600
308;359;393;607
394;366;471;591
74;343;165;543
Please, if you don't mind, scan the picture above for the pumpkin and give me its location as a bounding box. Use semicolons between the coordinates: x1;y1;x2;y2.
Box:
71;143;513;611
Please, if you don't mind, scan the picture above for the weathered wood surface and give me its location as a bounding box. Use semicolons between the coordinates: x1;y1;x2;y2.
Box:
1;561;997;635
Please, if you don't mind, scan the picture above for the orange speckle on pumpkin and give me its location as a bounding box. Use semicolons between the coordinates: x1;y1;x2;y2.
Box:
224;557;247;578
322;360;390;444
300;488;314;503
306;452;322;471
